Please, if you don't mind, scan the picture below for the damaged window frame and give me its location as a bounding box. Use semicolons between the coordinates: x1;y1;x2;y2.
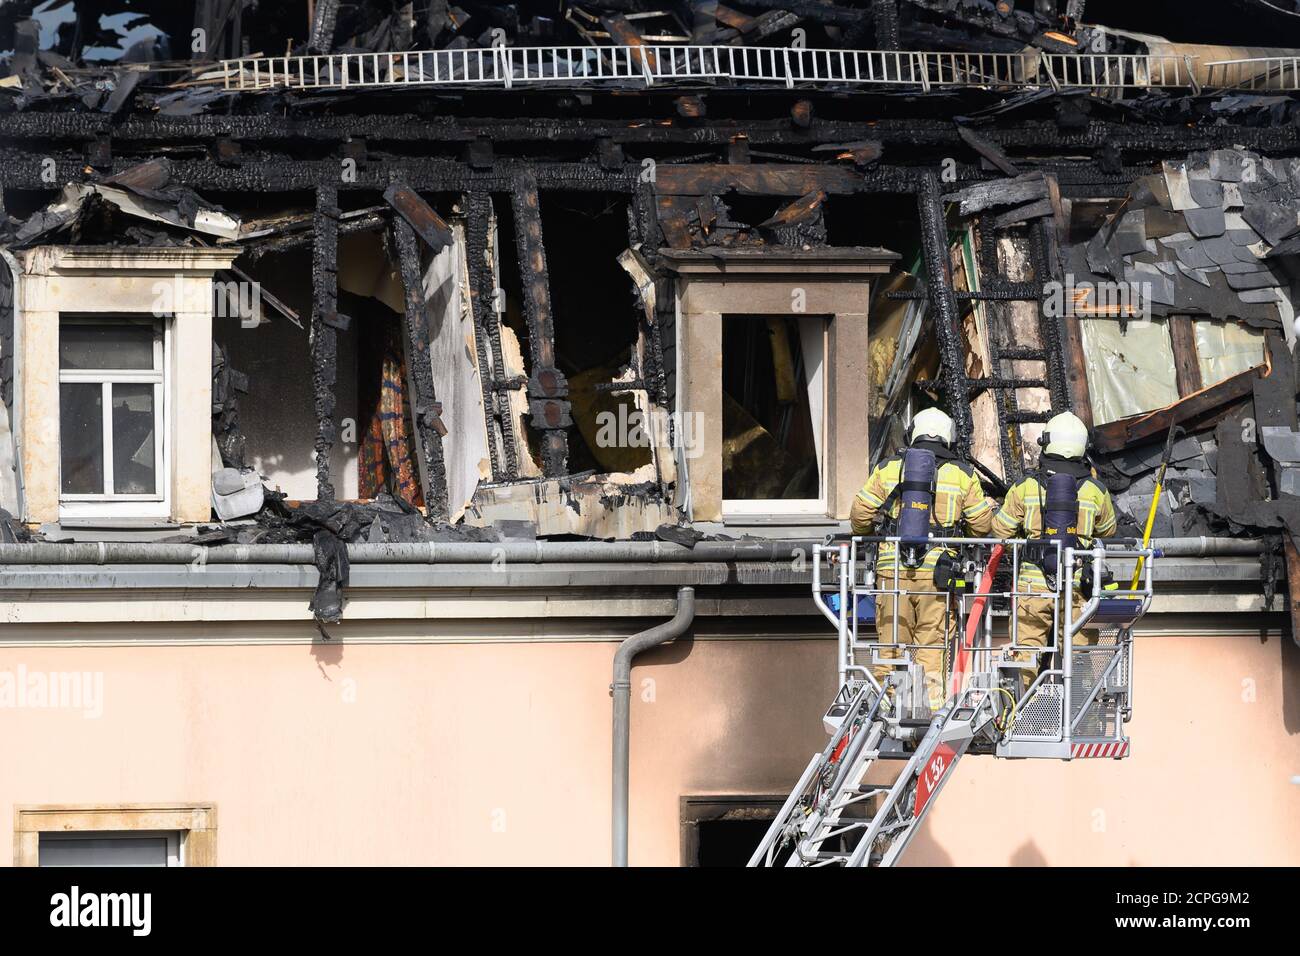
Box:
719;312;831;519
57;314;170;520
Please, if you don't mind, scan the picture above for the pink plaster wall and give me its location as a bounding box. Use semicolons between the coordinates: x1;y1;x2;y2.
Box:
0;629;1294;865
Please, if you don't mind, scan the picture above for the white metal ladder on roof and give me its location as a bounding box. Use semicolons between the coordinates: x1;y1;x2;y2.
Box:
749;535;1155;868
219;45;1213;94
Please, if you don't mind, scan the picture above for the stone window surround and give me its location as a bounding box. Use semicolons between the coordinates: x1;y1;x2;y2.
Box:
12;246;240;525
662;248;898;522
14;803;217;866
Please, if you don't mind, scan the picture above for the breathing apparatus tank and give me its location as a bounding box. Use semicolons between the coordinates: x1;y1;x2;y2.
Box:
895;447;936;568
1040;470;1080;578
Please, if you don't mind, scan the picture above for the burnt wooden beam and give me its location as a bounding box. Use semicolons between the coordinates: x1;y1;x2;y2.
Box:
1029;206;1074;416
917;172;975;449
713;3;756;30
810;139;884;167
0;151;1131;198
957;125;1021;177
1092;364;1262;453
383;184;453;253
873;0;900;48
988;198;1054;229
654;163;864;196
1283;535;1300;649
738;9;800;41
511;174;571;477
726;135;750;164
465;190;520;480
309;0;340;53
951;172;1048;217
243;209;389;261
310;184;340;501
601;14;655;66
1061;309;1094;429
0;113;891;145
0;154;643;193
392;217;451;520
1168;315;1205;398
655;195;696;249
760;189;826;228
732;0;861;23
4;115;1296;156
631;178;661;251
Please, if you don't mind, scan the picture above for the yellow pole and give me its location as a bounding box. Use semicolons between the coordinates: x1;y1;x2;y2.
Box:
1130;423;1183;590
1129;477;1163;590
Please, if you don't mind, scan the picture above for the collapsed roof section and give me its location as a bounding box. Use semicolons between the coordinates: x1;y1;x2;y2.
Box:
860;147;1300;620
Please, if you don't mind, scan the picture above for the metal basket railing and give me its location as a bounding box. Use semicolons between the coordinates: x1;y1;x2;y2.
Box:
813;535;1155;749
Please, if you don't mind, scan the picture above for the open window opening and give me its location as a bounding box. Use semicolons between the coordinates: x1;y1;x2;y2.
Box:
214;238;360;502
490;193;543;471
547;191;648;476
721;314;826;513
352;290;424;508
680;796;792;867
502;190;649;478
217;185;455;507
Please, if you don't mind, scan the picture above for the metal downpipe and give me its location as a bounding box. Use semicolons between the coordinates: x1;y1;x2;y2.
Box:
611;586;695;867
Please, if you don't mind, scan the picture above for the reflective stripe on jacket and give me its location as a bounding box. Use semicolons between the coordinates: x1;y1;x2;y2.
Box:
850;455;993;571
992;471;1117;573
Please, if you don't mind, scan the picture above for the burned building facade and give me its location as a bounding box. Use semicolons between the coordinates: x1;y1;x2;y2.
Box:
0;1;1296;867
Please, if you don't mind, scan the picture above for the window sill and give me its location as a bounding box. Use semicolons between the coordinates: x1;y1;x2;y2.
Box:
60;503;171;522
720;511;834;525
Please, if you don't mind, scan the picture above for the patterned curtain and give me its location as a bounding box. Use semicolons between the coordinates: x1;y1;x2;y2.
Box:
358;338;425;508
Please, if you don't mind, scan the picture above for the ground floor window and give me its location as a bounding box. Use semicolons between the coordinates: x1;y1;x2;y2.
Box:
39;830;181;867
14;804;216;867
679;795;787;867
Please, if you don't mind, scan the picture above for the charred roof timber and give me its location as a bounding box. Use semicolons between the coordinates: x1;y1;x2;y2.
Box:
311;184;342;503
512;174;571;477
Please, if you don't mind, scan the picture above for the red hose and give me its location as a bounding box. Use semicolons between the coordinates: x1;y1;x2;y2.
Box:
951;544;1004;698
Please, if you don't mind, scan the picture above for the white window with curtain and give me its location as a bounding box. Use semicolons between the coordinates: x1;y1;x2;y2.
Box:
58;316;169;519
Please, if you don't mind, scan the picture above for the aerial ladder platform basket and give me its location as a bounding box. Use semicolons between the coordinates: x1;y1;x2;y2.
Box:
749;535;1156;868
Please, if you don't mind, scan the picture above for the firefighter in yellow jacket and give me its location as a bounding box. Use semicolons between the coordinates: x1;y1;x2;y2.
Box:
992;411;1117;695
851;408;994;707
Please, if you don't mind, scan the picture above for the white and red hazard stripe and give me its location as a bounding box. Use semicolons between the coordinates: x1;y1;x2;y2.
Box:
1070;740;1130;758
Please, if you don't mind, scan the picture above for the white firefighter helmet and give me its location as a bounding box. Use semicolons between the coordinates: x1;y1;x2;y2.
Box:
1043;411;1089;459
909;407;954;446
